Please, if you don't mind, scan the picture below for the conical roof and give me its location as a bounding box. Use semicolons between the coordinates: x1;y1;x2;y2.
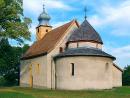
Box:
68;20;103;44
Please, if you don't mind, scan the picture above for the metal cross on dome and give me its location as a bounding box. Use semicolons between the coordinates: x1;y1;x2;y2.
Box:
42;0;46;12
43;0;45;7
84;7;87;20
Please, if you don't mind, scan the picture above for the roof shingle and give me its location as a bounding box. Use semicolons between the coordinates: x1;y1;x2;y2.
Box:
68;20;103;44
54;47;115;60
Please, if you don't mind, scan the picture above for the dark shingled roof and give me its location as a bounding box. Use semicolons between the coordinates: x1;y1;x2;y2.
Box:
68;20;103;44
54;47;115;60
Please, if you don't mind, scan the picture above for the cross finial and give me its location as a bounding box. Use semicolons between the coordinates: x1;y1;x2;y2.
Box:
43;0;45;9
84;7;87;20
43;4;45;9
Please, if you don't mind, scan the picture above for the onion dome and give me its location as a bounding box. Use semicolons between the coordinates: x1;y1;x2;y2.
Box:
68;20;103;44
38;5;51;26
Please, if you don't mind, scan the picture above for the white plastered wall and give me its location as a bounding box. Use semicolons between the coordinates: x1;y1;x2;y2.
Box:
112;65;122;87
55;56;113;90
68;42;102;49
20;55;47;88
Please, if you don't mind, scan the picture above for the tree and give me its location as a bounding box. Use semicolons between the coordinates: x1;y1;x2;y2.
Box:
122;65;130;86
0;0;32;43
0;39;29;86
0;0;31;86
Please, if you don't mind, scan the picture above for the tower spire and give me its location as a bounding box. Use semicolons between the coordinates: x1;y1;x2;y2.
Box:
38;2;51;26
36;1;52;41
84;7;87;20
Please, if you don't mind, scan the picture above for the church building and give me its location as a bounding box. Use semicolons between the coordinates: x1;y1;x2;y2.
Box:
20;5;122;90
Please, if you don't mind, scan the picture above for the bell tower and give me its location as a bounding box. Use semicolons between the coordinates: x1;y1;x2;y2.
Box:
36;5;52;41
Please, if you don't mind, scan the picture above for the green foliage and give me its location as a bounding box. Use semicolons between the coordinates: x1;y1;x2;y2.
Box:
0;0;31;86
0;39;29;86
0;0;32;43
122;65;130;86
0;76;7;86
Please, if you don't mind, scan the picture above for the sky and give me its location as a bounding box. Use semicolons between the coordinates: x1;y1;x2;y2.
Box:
11;0;130;68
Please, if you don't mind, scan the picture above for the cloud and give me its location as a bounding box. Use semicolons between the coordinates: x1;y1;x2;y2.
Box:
52;21;69;28
44;0;73;10
88;0;130;36
110;29;130;37
103;45;130;68
25;41;33;46
23;0;73;15
108;45;130;58
29;23;37;35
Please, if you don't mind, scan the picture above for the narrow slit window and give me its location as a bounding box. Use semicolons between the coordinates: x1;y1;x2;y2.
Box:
77;42;79;48
59;47;63;53
37;64;40;74
105;63;109;70
29;65;32;74
71;63;74;76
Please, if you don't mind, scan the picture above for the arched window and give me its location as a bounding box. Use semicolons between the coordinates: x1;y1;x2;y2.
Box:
29;65;32;74
105;63;109;70
71;63;74;76
29;65;33;87
36;64;40;74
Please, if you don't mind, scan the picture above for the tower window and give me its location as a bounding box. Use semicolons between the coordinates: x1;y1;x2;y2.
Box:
46;29;48;32
37;28;39;33
71;63;74;76
59;47;63;53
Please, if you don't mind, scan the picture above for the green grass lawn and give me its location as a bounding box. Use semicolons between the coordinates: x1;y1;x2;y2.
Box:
0;86;129;98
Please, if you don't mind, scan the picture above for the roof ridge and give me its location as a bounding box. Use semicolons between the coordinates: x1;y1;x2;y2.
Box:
84;20;102;42
47;20;78;53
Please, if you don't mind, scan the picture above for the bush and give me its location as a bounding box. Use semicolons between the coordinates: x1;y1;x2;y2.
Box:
122;65;130;86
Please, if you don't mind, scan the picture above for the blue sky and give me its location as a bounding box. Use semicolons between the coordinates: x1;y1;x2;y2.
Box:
11;0;130;68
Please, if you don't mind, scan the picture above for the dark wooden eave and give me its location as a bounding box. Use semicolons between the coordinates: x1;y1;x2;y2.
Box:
113;63;123;72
